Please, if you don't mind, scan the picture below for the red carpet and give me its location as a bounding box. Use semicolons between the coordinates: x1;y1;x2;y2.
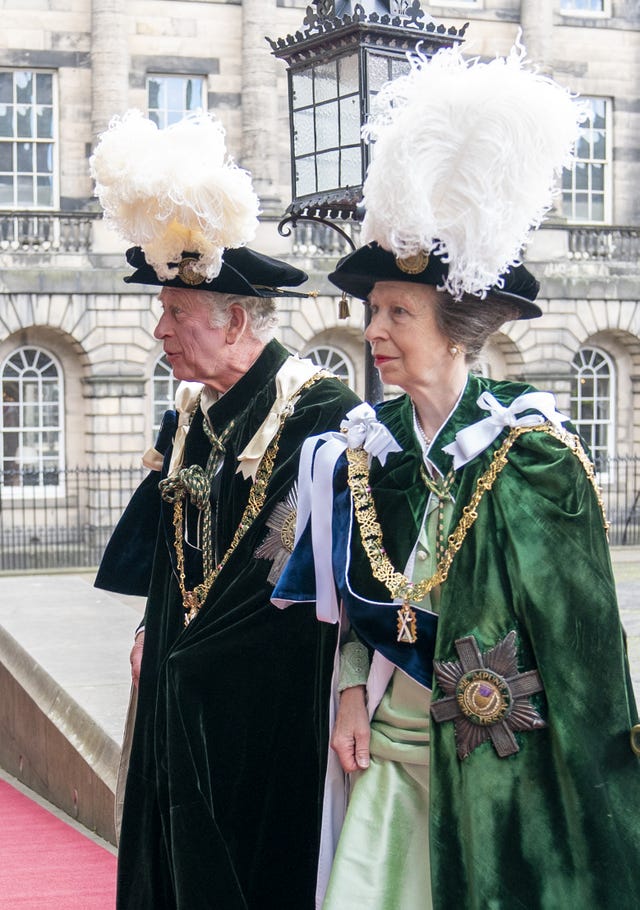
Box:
0;779;116;908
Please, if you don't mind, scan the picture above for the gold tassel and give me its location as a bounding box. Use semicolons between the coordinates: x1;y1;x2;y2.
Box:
338;292;350;319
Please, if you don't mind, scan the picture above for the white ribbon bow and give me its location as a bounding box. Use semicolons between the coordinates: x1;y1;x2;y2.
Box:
288;404;402;623
236;356;322;481
442;390;569;469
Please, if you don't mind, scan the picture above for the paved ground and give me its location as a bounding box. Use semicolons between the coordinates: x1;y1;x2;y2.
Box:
0;547;638;748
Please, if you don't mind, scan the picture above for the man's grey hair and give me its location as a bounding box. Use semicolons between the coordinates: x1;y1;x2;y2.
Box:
193;289;279;344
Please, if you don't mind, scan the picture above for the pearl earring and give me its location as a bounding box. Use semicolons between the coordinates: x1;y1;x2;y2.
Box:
449;344;459;358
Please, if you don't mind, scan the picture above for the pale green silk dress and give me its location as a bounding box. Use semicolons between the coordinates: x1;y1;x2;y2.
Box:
323;491;453;910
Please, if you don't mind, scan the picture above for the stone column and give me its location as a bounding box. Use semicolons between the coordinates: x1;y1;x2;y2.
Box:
520;0;554;72
91;0;129;142
241;0;281;213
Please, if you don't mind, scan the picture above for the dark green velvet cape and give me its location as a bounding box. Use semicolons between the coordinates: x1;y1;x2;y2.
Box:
280;373;640;909
116;340;359;910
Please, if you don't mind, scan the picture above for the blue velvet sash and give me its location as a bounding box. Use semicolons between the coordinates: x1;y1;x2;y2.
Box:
333;485;438;689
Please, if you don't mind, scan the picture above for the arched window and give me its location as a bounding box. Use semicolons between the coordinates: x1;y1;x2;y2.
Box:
1;346;63;486
570;346;614;468
306;345;355;389
152;354;178;438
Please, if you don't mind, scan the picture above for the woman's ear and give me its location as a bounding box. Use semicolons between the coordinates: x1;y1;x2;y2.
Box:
225;303;249;344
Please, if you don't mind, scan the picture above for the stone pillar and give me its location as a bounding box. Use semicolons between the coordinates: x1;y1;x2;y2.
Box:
91;0;130;142
520;0;554;72
241;0;281;213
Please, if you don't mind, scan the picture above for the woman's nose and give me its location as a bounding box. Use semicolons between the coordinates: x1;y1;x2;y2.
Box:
364;312;385;343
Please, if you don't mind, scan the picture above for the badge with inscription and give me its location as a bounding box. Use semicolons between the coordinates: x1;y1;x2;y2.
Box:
255;483;298;585
430;631;546;759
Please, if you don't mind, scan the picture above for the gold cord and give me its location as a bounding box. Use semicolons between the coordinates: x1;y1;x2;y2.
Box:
346;422;608;607
172;373;326;625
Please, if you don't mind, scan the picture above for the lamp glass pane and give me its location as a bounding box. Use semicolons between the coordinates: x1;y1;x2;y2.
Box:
292;68;313;109
341;145;362;187
314;61;338;104
293;107;315;156
338;53;359;97
295;155;316;197
367;52;393;93
316;150;339;192
339;95;361;146
316;100;339;151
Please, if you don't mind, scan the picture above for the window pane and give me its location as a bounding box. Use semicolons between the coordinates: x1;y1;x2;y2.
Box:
338;54;359;97
316;149;339;192
293;107;315;157
36;73;52;105
314;61;337;104
339;95;361;146
17;174;34;205
316;100;339;151
0;142;12;170
36;105;53;139
0;73;12;103
15;71;33;103
295;154;316;197
341;145;362;187
0;105;13;137
292;69;313;109
17;141;33;171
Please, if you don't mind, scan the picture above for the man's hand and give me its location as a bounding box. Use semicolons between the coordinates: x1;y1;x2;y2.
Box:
130;630;145;688
331;685;371;773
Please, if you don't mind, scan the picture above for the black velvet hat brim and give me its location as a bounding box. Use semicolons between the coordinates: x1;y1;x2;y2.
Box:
123;246;310;298
328;243;542;320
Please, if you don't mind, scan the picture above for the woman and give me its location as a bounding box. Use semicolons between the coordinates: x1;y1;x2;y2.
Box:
273;44;640;910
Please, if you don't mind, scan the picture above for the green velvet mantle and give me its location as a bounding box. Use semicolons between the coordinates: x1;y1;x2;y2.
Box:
344;375;640;909
116;340;360;910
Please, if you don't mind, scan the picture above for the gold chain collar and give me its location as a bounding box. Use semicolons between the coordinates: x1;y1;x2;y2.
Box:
173;373;325;626
346;422;608;634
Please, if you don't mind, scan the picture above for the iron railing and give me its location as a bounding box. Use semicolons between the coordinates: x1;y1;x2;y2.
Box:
0;466;146;572
0;457;638;574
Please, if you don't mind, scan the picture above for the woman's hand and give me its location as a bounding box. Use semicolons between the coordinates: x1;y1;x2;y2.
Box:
130;630;145;688
331;685;371;773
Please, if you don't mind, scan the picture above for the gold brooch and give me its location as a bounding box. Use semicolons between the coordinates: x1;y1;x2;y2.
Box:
178;256;206;286
396;251;429;275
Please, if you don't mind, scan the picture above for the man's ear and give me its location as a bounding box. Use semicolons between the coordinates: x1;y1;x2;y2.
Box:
225;303;249;344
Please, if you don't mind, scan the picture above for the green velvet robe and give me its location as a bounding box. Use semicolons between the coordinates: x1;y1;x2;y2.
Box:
279;373;640;909
372;378;640;908
116;340;359;910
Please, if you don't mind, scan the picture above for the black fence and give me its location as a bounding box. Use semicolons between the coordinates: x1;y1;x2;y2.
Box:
0;466;146;572
0;456;638;574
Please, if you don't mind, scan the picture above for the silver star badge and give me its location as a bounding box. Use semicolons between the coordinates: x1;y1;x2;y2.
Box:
430;631;546;759
255;483;298;585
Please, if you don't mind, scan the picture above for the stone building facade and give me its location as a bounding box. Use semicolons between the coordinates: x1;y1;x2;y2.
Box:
0;0;639;554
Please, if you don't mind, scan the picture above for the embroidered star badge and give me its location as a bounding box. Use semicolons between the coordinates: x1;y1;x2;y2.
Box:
430;631;546;759
255;483;298;585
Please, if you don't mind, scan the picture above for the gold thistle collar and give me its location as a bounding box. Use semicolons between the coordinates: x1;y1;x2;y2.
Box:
346;421;607;644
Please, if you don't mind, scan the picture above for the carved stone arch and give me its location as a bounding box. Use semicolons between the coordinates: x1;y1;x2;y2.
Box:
575;329;640;455
301;326;365;396
480;331;526;382
0;323;90;469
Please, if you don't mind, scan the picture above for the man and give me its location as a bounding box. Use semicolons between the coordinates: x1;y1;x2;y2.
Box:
90;112;360;908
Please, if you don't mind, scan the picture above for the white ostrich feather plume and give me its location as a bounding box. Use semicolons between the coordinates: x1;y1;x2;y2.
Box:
90;110;260;282
361;42;586;298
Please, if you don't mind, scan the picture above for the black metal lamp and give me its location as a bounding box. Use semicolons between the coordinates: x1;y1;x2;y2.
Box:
268;1;467;400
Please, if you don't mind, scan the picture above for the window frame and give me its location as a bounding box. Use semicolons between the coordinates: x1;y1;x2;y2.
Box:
561;96;611;225
0;68;59;211
570;345;615;472
152;353;178;440
304;344;355;389
146;74;207;129
1;345;65;495
559;0;610;18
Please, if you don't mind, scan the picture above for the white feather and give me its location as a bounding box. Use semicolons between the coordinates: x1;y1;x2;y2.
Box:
90;110;260;281
361;43;586;298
